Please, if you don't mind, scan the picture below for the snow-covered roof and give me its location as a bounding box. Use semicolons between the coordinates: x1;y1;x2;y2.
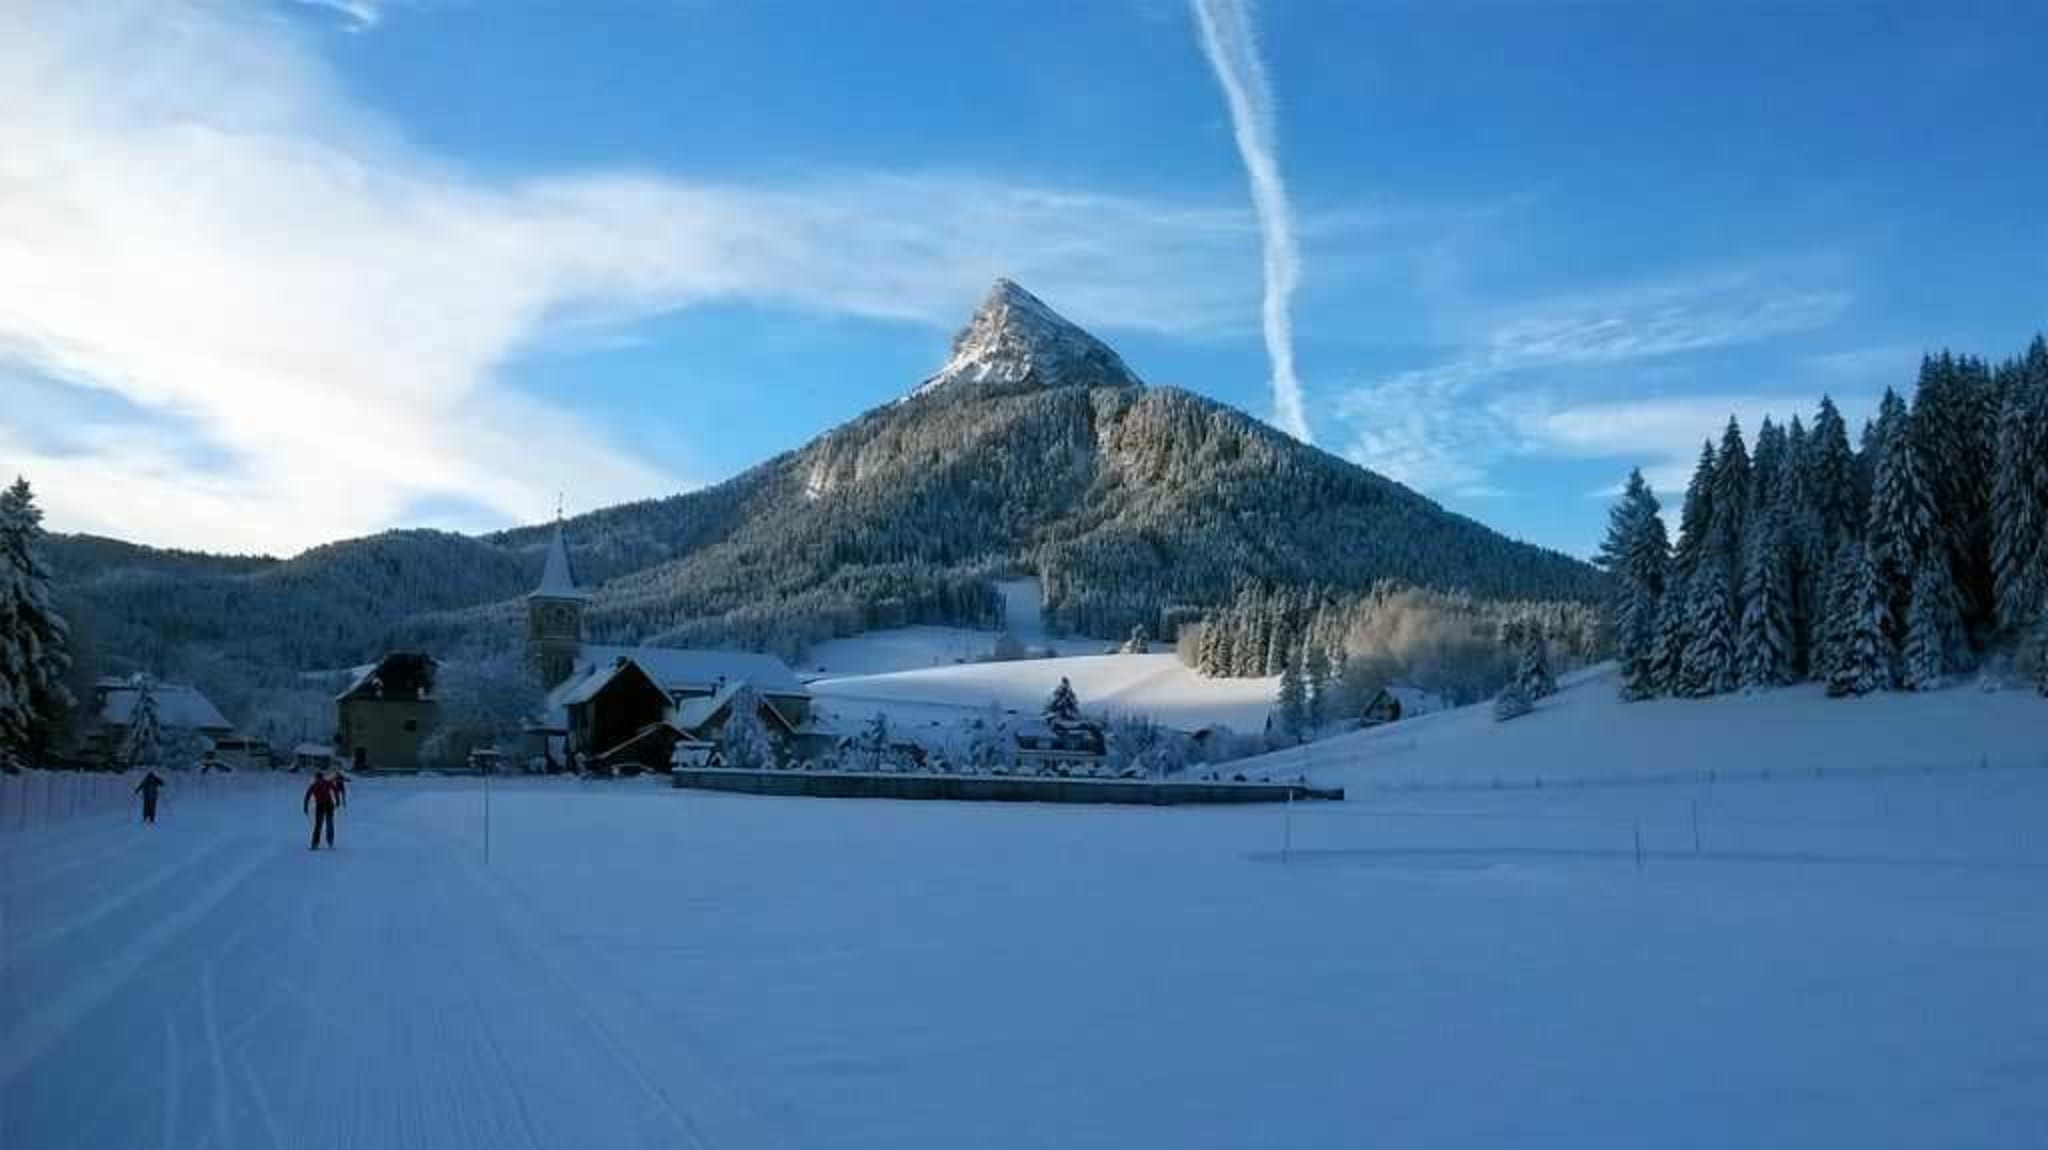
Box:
530;523;591;601
545;645;808;726
1376;686;1447;715
576;645;805;697
96;679;232;732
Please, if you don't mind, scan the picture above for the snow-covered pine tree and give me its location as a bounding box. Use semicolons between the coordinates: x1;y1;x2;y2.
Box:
1990;347;2047;633
1737;511;1793;691
1276;656;1308;743
1492;681;1532;722
1600;470;1671;701
1826;545;1892;697
1911;352;1998;632
1678;563;1735;697
1045;676;1081;724
1902;554;1960;691
1514;632;1556;699
1304;644;1332;728
1708;417;1752;580
1671;441;1718;584
0;478;73;760
122;677;163;768
1808;396;1861;548
717;685;778;770
1774;415;1827;679
1123;624;1151;654
857;712;893;772
1652;587;1689;695
1749;417;1785;519
1865;390;1937;655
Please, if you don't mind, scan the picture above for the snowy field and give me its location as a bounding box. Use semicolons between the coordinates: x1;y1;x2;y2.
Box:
810;652;1279;736
796;625;1107;680
6;751;2048;1148
1236;665;2048;789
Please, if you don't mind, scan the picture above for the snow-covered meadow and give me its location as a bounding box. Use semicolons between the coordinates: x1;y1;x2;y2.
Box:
7;672;2048;1150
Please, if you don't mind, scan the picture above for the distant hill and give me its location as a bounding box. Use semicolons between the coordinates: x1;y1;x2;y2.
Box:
50;279;1604;716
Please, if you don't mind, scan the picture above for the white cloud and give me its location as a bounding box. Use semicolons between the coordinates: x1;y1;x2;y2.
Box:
1190;0;1311;444
0;1;1260;555
1336;266;1855;496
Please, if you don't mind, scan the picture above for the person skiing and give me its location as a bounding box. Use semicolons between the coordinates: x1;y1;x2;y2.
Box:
304;770;340;850
134;770;166;825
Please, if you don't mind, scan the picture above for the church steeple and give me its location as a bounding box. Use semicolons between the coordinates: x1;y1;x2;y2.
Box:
527;516;589;689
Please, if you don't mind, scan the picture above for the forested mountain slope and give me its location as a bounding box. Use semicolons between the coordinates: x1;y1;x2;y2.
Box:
50;280;1602;711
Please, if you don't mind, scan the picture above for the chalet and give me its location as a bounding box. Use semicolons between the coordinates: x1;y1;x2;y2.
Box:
88;675;233;766
335;653;439;771
1013;717;1107;774
1362;685;1447;727
547;649;811;772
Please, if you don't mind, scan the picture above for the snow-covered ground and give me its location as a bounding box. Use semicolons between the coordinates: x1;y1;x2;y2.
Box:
797;624;1107;680
1234;664;2048;788
810;652;1279;737
6;733;2048;1148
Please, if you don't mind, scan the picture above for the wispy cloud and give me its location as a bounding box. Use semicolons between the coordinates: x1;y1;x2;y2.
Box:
1336;266;1855;497
0;1;1261;554
1190;0;1311;444
290;0;390;32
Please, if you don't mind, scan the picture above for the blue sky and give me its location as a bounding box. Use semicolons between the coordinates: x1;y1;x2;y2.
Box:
2;0;2043;557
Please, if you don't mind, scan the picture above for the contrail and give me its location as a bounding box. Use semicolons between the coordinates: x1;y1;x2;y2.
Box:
1191;0;1311;443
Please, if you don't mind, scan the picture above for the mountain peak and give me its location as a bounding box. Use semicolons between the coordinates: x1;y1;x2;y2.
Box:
912;279;1144;399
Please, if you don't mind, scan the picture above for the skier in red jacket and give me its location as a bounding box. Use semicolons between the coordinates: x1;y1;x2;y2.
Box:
304;771;340;850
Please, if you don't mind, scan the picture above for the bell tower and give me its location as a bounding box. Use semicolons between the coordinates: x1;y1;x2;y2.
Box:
527;516;590;690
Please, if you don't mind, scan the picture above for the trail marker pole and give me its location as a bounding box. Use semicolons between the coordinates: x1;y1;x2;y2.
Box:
1691;799;1701;855
1282;790;1294;864
483;768;493;866
1633;820;1643;870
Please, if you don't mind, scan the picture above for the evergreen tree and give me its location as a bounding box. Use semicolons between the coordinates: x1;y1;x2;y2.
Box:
1991;346;2047;632
1602;470;1671;701
1708;416;1752;579
1492;681;1532;722
1514;632;1556;699
1808;396;1860;547
1678;563;1735;697
1775;416;1827;678
122;677;163;769
0;478;73;761
1122;623;1151;654
1736;511;1793;691
1902;555;1960;691
1865;390;1937;650
1827;546;1892;697
856;712;894;772
1045;676;1081;724
1276;656;1308;743
1652;587;1689;695
1671;441;1718;584
1304;644;1332;728
1749;417;1785;518
718;685;779;771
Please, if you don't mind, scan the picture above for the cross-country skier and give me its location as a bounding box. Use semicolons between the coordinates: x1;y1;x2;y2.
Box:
304;770;340;850
134;770;166;825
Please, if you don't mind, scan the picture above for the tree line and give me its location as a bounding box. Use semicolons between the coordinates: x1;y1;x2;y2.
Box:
1602;338;2048;700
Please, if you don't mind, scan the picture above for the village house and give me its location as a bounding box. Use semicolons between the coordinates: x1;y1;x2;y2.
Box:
1012;717;1107;774
87;675;234;767
523;522;816;773
1361;685;1448;727
334;652;439;771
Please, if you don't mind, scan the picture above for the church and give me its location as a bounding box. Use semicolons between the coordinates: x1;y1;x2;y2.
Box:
525;523;815;773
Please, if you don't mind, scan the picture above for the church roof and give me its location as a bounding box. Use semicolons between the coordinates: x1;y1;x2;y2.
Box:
530;523;591;601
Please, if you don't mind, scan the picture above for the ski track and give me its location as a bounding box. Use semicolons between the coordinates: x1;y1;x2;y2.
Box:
1;786;786;1150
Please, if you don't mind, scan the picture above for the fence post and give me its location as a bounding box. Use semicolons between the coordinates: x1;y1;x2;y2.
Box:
1691;799;1701;855
1633;820;1643;870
